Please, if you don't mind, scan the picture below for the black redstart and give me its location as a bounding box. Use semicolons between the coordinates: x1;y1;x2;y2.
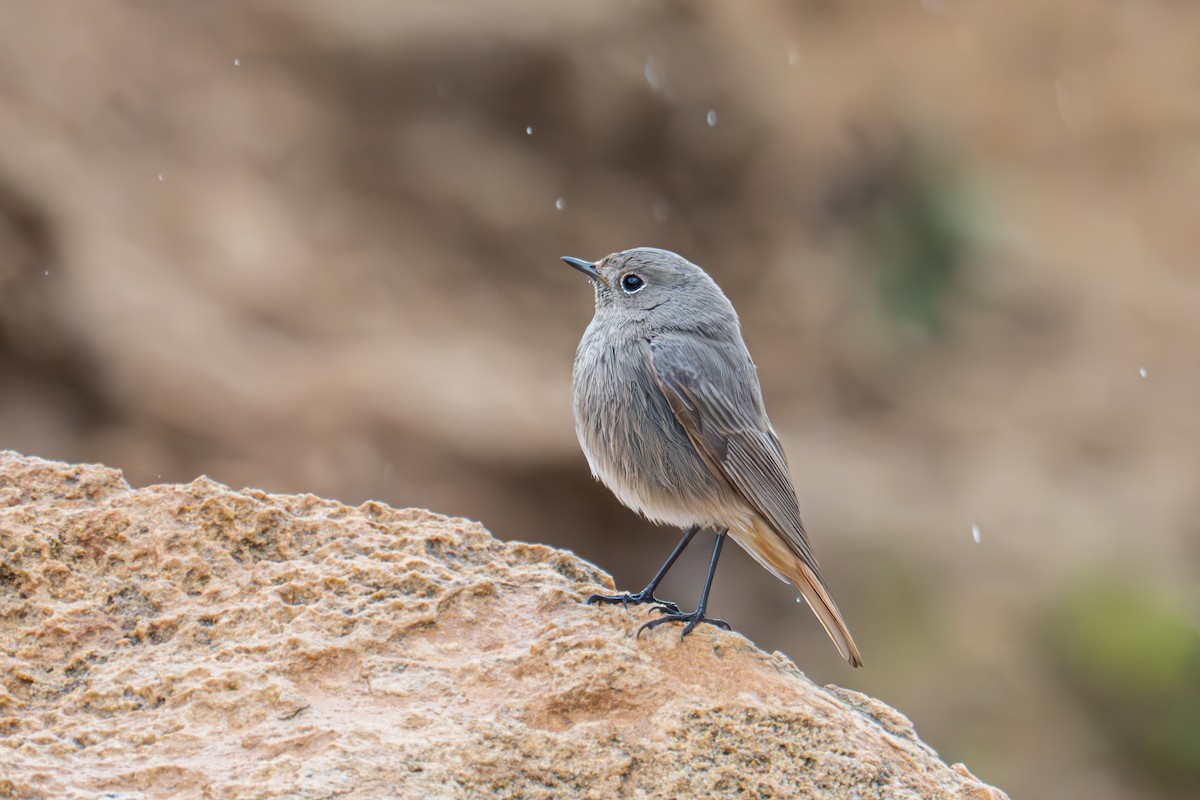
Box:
563;247;862;667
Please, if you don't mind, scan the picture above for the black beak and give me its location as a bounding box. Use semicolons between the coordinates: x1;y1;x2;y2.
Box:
561;256;608;287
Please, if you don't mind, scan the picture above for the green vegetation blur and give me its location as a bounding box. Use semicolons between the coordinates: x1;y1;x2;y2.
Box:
1051;576;1200;792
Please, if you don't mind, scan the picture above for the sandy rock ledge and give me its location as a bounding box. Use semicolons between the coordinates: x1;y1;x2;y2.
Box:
0;452;1007;799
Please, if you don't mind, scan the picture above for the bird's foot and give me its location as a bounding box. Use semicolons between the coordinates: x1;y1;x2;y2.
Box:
636;607;731;638
585;589;680;615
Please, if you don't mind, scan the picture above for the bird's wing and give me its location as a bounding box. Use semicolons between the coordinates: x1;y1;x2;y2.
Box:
646;336;822;579
647;335;863;666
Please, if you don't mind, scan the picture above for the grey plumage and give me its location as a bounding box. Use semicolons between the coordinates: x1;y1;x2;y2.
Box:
565;247;863;667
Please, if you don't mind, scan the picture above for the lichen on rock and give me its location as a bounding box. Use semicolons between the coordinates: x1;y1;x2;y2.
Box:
0;451;1007;799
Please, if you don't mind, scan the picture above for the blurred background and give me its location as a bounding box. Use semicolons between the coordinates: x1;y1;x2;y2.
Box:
1;1;1198;797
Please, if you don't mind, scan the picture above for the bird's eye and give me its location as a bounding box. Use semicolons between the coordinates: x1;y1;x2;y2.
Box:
621;273;645;294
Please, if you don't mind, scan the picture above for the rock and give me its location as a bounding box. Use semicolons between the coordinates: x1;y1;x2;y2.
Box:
0;452;1008;799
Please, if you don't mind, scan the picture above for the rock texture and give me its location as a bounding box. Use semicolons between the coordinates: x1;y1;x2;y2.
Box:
0;452;1006;799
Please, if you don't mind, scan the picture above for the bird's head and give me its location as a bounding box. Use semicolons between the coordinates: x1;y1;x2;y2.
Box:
561;247;735;330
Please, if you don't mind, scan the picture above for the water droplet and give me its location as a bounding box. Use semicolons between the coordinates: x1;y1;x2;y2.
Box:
652;199;671;223
525;126;533;135
644;56;665;93
1054;79;1093;132
43;270;49;276
706;110;718;127
233;57;241;67
785;41;799;66
1139;367;1148;378
555;198;565;211
971;524;981;544
157;174;164;182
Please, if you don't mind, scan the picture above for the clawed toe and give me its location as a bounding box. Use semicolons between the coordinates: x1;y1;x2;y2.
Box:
585;590;681;614
637;609;732;638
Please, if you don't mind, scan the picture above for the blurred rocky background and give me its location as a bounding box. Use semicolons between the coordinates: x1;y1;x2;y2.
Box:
0;2;1196;798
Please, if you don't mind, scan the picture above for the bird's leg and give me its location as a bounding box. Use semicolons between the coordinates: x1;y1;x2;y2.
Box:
638;529;731;637
585;525;699;614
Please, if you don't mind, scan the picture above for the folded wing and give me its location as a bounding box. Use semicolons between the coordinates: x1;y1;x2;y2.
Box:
648;337;863;666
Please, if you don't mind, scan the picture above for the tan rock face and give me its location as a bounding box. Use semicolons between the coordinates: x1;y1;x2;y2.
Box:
0;452;1006;799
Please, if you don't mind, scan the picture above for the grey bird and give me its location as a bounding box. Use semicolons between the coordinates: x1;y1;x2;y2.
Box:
562;247;863;667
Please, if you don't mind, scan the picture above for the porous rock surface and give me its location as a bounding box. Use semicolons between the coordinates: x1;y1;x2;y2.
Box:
0;452;1007;799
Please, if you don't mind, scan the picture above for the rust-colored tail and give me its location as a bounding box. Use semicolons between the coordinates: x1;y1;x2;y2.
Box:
790;556;863;668
732;518;863;667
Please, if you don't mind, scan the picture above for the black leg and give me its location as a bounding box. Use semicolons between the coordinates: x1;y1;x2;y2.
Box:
586;525;699;614
638;529;732;638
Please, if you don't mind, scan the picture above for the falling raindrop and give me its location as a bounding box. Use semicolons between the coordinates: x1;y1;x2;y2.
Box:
555;198;565;211
1054;79;1093;132
157;174;164;182
525;126;533;135
785;41;799;66
971;524;982;544
652;199;671;224
706;110;718;127
233;57;241;67
1139;367;1148;378
644;56;665;93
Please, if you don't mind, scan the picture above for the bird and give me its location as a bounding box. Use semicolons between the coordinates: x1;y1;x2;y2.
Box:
562;247;863;667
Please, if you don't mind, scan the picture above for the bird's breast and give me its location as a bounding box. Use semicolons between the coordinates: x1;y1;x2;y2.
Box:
571;330;734;528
